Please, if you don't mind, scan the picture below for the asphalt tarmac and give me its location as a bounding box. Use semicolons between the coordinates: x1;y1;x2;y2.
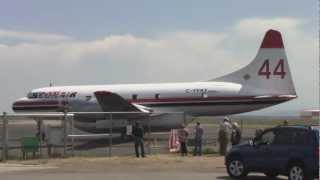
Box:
0;156;288;180
1;172;287;180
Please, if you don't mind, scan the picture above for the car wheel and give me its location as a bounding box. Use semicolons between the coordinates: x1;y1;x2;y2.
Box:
226;157;248;178
288;163;310;180
264;171;278;178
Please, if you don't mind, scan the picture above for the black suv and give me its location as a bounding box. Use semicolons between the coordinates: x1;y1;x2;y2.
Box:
225;125;319;180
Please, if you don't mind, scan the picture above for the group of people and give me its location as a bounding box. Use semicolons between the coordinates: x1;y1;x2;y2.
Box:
132;121;205;158
177;121;204;156
177;117;242;157
218;117;242;155
132;117;241;158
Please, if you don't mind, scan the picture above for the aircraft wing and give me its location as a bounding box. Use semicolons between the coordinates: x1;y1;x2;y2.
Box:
94;91;151;113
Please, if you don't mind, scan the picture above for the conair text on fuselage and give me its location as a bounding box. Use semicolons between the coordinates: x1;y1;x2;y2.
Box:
28;91;77;99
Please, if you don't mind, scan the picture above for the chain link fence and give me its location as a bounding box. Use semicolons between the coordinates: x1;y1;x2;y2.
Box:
1;112;215;161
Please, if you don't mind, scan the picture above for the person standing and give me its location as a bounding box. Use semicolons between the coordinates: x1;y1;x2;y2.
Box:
36;120;46;142
193;122;204;156
178;125;189;156
231;122;242;146
132;122;145;158
218;117;232;156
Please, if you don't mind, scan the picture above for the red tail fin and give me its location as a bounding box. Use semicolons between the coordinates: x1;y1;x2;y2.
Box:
260;29;284;48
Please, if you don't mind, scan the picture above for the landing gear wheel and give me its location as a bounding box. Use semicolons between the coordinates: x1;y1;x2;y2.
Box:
226;157;248;178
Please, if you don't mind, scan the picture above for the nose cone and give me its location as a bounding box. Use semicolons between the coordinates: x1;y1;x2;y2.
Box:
12;97;29;112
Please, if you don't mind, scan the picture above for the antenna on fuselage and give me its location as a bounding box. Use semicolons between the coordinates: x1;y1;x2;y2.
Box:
49;82;53;87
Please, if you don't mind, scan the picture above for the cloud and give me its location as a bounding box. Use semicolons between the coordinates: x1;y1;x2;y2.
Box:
233;17;303;36
0;29;71;43
0;17;318;112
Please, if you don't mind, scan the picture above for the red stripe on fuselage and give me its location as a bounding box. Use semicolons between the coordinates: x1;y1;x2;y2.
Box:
13;100;60;106
12;100;62;111
128;95;292;104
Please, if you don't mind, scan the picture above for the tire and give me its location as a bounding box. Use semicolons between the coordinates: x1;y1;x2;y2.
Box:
288;162;311;180
226;157;248;178
264;171;278;178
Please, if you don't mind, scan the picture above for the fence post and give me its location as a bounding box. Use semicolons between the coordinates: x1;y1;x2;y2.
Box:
147;114;151;155
71;115;74;157
63;110;67;158
108;113;113;157
38;119;43;159
2;112;8;162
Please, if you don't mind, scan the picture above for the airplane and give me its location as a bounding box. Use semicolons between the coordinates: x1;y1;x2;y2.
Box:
12;29;297;135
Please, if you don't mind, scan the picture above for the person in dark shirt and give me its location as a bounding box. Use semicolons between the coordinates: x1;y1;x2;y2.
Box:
132;122;145;158
178;125;189;156
193;122;204;156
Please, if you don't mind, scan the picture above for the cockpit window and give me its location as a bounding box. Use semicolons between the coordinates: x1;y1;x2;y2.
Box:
27;92;38;99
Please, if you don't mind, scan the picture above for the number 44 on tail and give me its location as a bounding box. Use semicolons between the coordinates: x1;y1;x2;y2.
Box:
258;59;286;79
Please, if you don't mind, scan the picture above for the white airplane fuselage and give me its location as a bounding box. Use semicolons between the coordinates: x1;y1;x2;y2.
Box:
14;81;290;116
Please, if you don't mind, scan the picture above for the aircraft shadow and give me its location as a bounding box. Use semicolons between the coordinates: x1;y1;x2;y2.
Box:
71;137;133;150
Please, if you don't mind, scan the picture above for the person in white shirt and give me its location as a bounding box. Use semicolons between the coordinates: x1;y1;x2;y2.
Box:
218;117;232;155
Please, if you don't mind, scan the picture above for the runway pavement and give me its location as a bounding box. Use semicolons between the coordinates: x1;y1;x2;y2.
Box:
0;172;288;180
0;155;289;180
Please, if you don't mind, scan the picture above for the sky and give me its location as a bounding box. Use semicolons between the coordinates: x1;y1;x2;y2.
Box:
0;0;318;115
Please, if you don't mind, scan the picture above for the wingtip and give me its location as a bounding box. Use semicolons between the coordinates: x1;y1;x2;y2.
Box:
260;29;284;48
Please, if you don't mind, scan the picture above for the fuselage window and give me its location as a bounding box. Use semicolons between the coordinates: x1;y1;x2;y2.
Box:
155;93;160;99
202;93;208;98
132;94;138;100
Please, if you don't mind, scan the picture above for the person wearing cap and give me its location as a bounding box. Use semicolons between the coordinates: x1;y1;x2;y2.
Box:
132;122;145;158
178;125;189;156
218;117;232;155
193;122;204;156
220;117;232;130
231;122;242;146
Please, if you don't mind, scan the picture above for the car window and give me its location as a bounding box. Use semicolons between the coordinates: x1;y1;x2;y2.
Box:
274;129;294;145
257;130;275;145
292;130;310;145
